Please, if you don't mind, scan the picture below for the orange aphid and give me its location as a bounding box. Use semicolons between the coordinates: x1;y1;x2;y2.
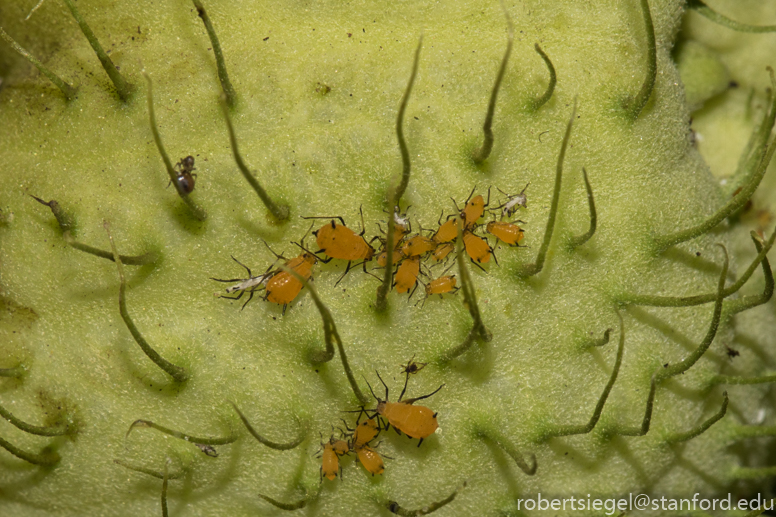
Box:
462;195;486;227
393;256;421;294
401;235;437;257
265;252;318;312
320;436;349;481
433;218;457;244
367;371;444;447
356;445;385;476
426;275;457;296
313;219;375;262
459;187;490;228
486;221;525;246
377;249;404;268
431;242;455;262
463;231;493;265
351;417;380;449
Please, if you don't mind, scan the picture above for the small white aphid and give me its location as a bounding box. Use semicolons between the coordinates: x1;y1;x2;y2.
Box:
499;183;529;218
211;256;274;310
394;207;411;230
224;273;272;294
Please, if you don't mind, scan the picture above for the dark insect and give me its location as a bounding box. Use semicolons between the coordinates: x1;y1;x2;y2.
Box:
172;155;197;194
725;346;740;360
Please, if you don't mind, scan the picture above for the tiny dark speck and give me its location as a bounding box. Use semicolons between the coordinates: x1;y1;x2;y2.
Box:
263;36;269;41
413;116;418;120
347;33;352;37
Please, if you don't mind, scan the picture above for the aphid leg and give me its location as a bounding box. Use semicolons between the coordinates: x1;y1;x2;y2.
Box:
407;280;419;303
240;291;256;311
416;438;423;448
333;261;353;287
398;370;411;402
282;304;288;316
358;205;367;236
360;260;383;281
470;257;487;273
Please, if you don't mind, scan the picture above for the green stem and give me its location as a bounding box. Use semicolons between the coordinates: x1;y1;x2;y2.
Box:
143;72;207;221
230;402;306;450
375;199;395;312
439;220;491;362
61;0;133;101
476;426;537;475
654;69;776;251
730;88;773;196
219;96;289;221
113;459;183;480
472;1;512;164
161;461;169;517
543;315;624;439
279;266;334;363
655;245;727;382
710;374;776;386
258;493;308;511
66;236;158;266
0;403;71;436
0;26;77;100
192;0;236;107
621;226;774;307
377;36;422;311
519;100;576;277
386;484;463;516
280;266;367;405
724;233;774;315
530;44;556;111
665;391;727;444
581;327;612;349
30;195;74;233
622;0;656;121
0;366;26;378
127;419;236;446
0;436;59;466
105;222;189;383
688;0;776;33
31;195;159;265
394;35;422;204
610;374;656;436
567;167;597;250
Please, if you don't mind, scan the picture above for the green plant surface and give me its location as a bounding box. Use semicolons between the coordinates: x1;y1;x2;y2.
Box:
1;1;776;516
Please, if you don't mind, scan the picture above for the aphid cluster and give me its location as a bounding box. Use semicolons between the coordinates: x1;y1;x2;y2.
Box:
319;359;442;480
212;186;528;313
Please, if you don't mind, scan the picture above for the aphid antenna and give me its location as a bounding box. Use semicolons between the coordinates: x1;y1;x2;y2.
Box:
403;384;445;405
362;375;382;402
374;370;391;401
261;239;287;262
300;215;347;226
291;240;320;260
